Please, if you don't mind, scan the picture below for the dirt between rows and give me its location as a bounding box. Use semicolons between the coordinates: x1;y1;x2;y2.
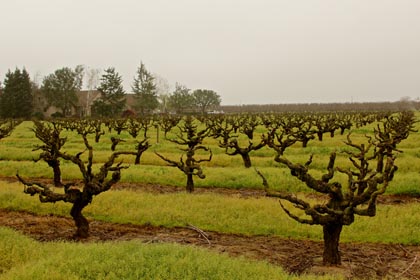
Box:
1;181;420;279
1;210;419;279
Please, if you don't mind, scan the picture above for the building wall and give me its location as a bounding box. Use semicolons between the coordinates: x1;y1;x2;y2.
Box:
35;90;139;118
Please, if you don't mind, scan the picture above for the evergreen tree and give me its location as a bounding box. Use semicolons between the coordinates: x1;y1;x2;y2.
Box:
132;62;159;115
0;68;33;118
91;68;126;117
41;65;84;117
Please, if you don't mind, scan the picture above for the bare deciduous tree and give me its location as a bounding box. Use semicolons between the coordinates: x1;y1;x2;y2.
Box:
215;115;265;168
85;67;101;117
156;116;212;192
0;119;21;139
158;114;181;137
32;120;66;187
126;118;151;165
17;120;136;239
260;111;416;265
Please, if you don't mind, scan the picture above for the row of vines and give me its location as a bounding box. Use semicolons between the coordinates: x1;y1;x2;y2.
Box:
0;110;417;265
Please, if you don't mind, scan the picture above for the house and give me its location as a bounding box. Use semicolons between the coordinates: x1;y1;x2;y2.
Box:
34;90;138;118
75;90;102;117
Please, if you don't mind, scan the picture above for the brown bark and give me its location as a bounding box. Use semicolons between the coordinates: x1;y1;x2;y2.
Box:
134;154;142;165
322;223;343;265
186;173;194;193
301;138;310;148
317;132;323;141
240;153;252;168
134;140;150;165
70;196;90;239
52;162;62;187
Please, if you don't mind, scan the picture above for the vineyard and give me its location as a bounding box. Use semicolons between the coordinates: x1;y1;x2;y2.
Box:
0;111;420;279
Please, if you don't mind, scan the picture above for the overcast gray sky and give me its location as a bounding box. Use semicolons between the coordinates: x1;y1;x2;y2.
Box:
1;0;420;105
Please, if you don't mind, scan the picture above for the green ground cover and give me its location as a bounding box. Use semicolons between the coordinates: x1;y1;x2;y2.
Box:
1;182;419;245
0;117;419;195
0;227;344;280
1;115;419;279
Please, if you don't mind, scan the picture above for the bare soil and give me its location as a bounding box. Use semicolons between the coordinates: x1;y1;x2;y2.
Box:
1;181;420;279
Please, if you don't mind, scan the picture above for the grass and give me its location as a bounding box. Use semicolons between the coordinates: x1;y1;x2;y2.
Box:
7;157;420;195
1;118;419;195
0;227;343;280
1;182;420;245
0;116;419;279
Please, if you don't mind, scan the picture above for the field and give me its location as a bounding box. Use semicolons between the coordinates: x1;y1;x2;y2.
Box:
0;114;419;279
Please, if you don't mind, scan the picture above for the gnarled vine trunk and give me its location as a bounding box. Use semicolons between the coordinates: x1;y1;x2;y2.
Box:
240;153;252;168
322;223;343;265
70;195;91;239
317;132;323;141
186;173;194;193
52;162;62;187
134;140;150;165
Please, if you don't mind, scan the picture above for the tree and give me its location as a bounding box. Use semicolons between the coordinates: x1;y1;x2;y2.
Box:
84;67;101;116
155;74;171;113
215;115;266;168
0;119;21;139
313;113;339;141
0;68;33;118
192;89;221;114
91;68;126;117
41;66;84;117
259;111;416;265
289;115;316;148
157;114;181;137
126;117;151;165
17;120;137;238
262;127;297;156
168;83;194;114
32;120;66;187
156;116;212;192
106;118;127;135
132;62;159;115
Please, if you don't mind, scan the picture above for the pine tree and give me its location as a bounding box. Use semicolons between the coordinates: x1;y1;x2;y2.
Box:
0;68;33;118
92;68;126;117
132;62;159;115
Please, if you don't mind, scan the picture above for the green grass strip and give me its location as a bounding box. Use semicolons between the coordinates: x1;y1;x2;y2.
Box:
2;120;420;195
0;227;342;280
1;182;420;245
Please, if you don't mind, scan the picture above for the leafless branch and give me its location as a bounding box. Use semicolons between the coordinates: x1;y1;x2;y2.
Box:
186;223;211;245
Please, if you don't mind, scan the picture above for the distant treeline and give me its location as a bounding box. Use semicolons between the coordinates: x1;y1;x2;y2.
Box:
220;100;420;113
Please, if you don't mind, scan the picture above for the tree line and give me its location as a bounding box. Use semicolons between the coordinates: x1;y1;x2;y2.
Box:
3;65;418;118
222;99;420;113
0;63;222;118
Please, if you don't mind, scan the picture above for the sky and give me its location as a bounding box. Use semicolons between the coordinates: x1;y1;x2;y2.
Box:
1;0;420;105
